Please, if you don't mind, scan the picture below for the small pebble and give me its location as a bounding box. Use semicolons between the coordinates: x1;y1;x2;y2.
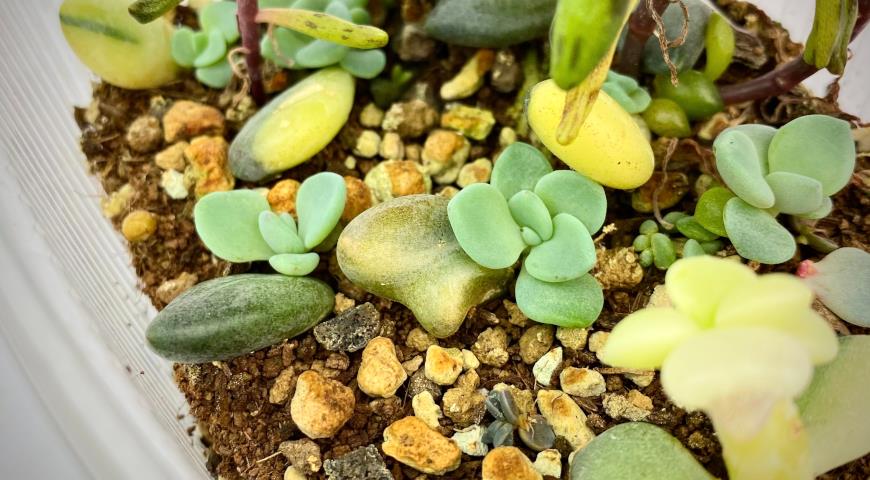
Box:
422;129;470;185
625;370;656;388
532;449;562;478
457;158;493;188
519;324;555;365
395;23;436;62
424;345;464;386
647;284;672;308
482;446;542;480
405;143;422;161
341;176;373;222
471;327;510;367
359;103;385;128
461;349;480;370
155;272;198;304
364;160;432;202
382;99;438;138
121;210;157;242
354;130;381;158
451;425;489;457
406;327;437;352
313;303;382;353
504;299;528;327
184;135;234;198
407;369;442;401
442;385;486;427
154;142;188;171
267;179;301;215
537;390;595;450
290;370;355;439
382;416;462;475
498;127;517;148
343;155;357;170
603;390;653;421
456;369;481;391
333;292;355;313
441;103;496;141
593;247;644;290
279;438;321;474
491;49;523;93
556;327;589;350
402;355;423;375
588;331;610;356
493;383;535;417
283;467;305;480
440;49;495;101
411;391;443;429
436;186;460;199
160;169;190;200
379;132;404;160
162;100;225;143
269;366;296;404
101;183;135;219
560;367;606;397
358;337;407;398
126;115;163;153
322;444;391;480
532;347;563;386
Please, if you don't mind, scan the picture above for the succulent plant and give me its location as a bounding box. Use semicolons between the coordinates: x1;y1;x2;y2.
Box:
703;12;735;81
697;115;856;264
653;70;723;120
423;0;557;48
170;1;240;88
448;142;605;328
483;389;555;452
601;70;651;114
194;172;346;276
633;214;722;270
642;0;711;76
369;64;416;108
799;247;870;327
599;256;838;480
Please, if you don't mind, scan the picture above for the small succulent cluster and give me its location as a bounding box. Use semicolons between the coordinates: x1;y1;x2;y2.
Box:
601;70;651;114
171;1;240;88
194;172;346;276
260;0;386;79
448;142;606;328
483;389;555;452
633;213;722;270
698;115;856;264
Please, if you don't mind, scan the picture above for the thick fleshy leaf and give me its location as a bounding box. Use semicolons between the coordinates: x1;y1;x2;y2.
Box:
719;124;777;173
665;256;756;327
682;239;706;257
260;27;308;69
716;274;837;364
515;268;603;328
269;252;320;276
661;327;813;412
598;308;701;370
324;0;351;20
534;170;607;234
570;422;713;480
339;48;386;79
296;172;347;249
448;183;525;269
171;27;206;67
714;129;775;209
525;214;595;282
490;142;553;200
768;114;856;196
675;216;718;242
195;59;233;88
694;187;734;237
804;247;870;327
294;39;349;68
199;1;239;42
797;335;870;475
601;70;651;114
765;171;824;215
651;233;676;270
521;227;542;246
349;7;370;24
724;197;796;264
193;29;227;68
798;196;833;220
193;190;275;262
508;190;553;241
259;211;305;254
703;13;734;81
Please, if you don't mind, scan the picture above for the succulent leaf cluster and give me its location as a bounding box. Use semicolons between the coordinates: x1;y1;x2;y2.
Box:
194;172;346;276
700;115;856;264
483;389;555;452
633;213;722;270
601;70;651;114
448;142;605;328
170;1;239;88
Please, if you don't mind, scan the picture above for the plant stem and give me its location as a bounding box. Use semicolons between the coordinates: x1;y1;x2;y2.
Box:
614;0;670;76
237;0;265;105
720;0;870;105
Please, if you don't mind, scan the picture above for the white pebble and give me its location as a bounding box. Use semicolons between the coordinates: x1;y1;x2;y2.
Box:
532;347;563;386
451;425;489;457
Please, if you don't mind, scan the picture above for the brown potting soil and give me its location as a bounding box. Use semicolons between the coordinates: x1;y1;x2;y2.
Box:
73;1;869;479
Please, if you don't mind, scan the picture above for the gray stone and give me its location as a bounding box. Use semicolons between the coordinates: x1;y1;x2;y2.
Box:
322;445;392;480
408;368;442;401
313;303;381;352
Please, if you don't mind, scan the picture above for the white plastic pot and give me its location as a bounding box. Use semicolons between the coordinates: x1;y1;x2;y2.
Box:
0;1;867;478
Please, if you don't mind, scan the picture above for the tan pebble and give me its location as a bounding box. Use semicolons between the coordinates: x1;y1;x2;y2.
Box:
556;327;589;350
461;349;480;370
267;179;301;215
471;327;510;367
482;446;542;480
184;136;234;198
162;100;225;142
593;247;644;290
382;416;461;475
451;425;489;457
279;438;321;473
424;345;463;386
121;210;157;242
503;299;528;327
283;467;306;480
602;390;653;421
333;292;355;313
532;449;561;478
588;331;610;353
126;115;163;153
358;337;407;398
442;385;486;427
624;370;656;388
421;129;470;184
411;391;443;429
560;367;606;397
402;355;424;375
379;132;404;160
532;347;562;386
364;160;432;202
155;272;198;304
498;127;517;147
436;186;460;199
441;103;496;141
359;103;385;128
354;130;381;158
404;143;422;161
154;142;188;171
646;284;672;308
456;158;492;188
343;155;357;170
537;389;595;450
225;95;256;124
341;176;373;222
269;366;296;404
381;99;438;138
101;184;135;219
406;327;437;352
440;49;495;101
519;324;555;364
290;370;355;439
455;369;480;391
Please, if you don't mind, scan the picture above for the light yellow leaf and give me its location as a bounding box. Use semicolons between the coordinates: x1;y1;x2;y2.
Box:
598;307;701;369
665;256;756;328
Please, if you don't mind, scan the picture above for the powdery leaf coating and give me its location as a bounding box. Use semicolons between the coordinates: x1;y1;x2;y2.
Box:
797;335;870;475
525;214;595;282
534;170;607;234
804;247;870;327
490;142;553;201
714;129;775;209
258;211;304;254
515;267;603;328
194;190;275;262
569;422;713;480
768;114;856;196
269;252;320;276
296;172;347;249
598;308;702;370
665;256;756;328
508;190;554;241
448;183;525;269
765;171;824;215
723;197;796;265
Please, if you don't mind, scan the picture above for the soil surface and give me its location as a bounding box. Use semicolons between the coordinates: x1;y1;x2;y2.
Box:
74;1;869;479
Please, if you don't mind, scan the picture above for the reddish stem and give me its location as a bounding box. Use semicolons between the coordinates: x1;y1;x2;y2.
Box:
720;0;870;105
614;0;670;76
237;0;265;105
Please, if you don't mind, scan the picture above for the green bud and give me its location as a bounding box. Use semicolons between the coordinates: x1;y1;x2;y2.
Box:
642;98;692;138
653;70;724;120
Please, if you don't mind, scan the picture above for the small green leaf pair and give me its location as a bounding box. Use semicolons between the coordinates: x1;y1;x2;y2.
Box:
170;1;239;88
601;70;651;114
704;115;855;264
448;142;605;328
633;214;721;270
194;172;346;276
260;0;386;79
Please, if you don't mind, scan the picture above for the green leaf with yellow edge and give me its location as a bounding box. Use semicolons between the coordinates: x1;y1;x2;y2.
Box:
515;267;603;328
599;307;701;370
194;190;276;262
490;142;553;200
296;172;347;250
665;256;756;328
448;183;526;269
525;213;595;282
534;170;607;234
256;7;388;49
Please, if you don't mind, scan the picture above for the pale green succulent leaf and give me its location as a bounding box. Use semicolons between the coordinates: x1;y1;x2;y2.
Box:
508;190;553;241
195;59;233;88
490;142;553;200
675;215;719;242
340;48;386;79
651;232;676;270
294;39;349;68
194;190;275;262
521;227;543;246
665;255;756;327
171;27;205;67
296;172;347;250
765;171;824;215
349;6;370;24
798;196;833;220
259;211;306;254
193;28;228;68
525;213;595;282
694;187;734;237
803;247;870;327
324;0;352;20
724;197;796;264
682;239;706;257
269;252;320;276
200;1;239;43
599;307;701;370
261;27;308;68
448;183;525;269
534;170;607;234
601;70;652;114
719;123;777;172
515;267;603;328
714;129;775;209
